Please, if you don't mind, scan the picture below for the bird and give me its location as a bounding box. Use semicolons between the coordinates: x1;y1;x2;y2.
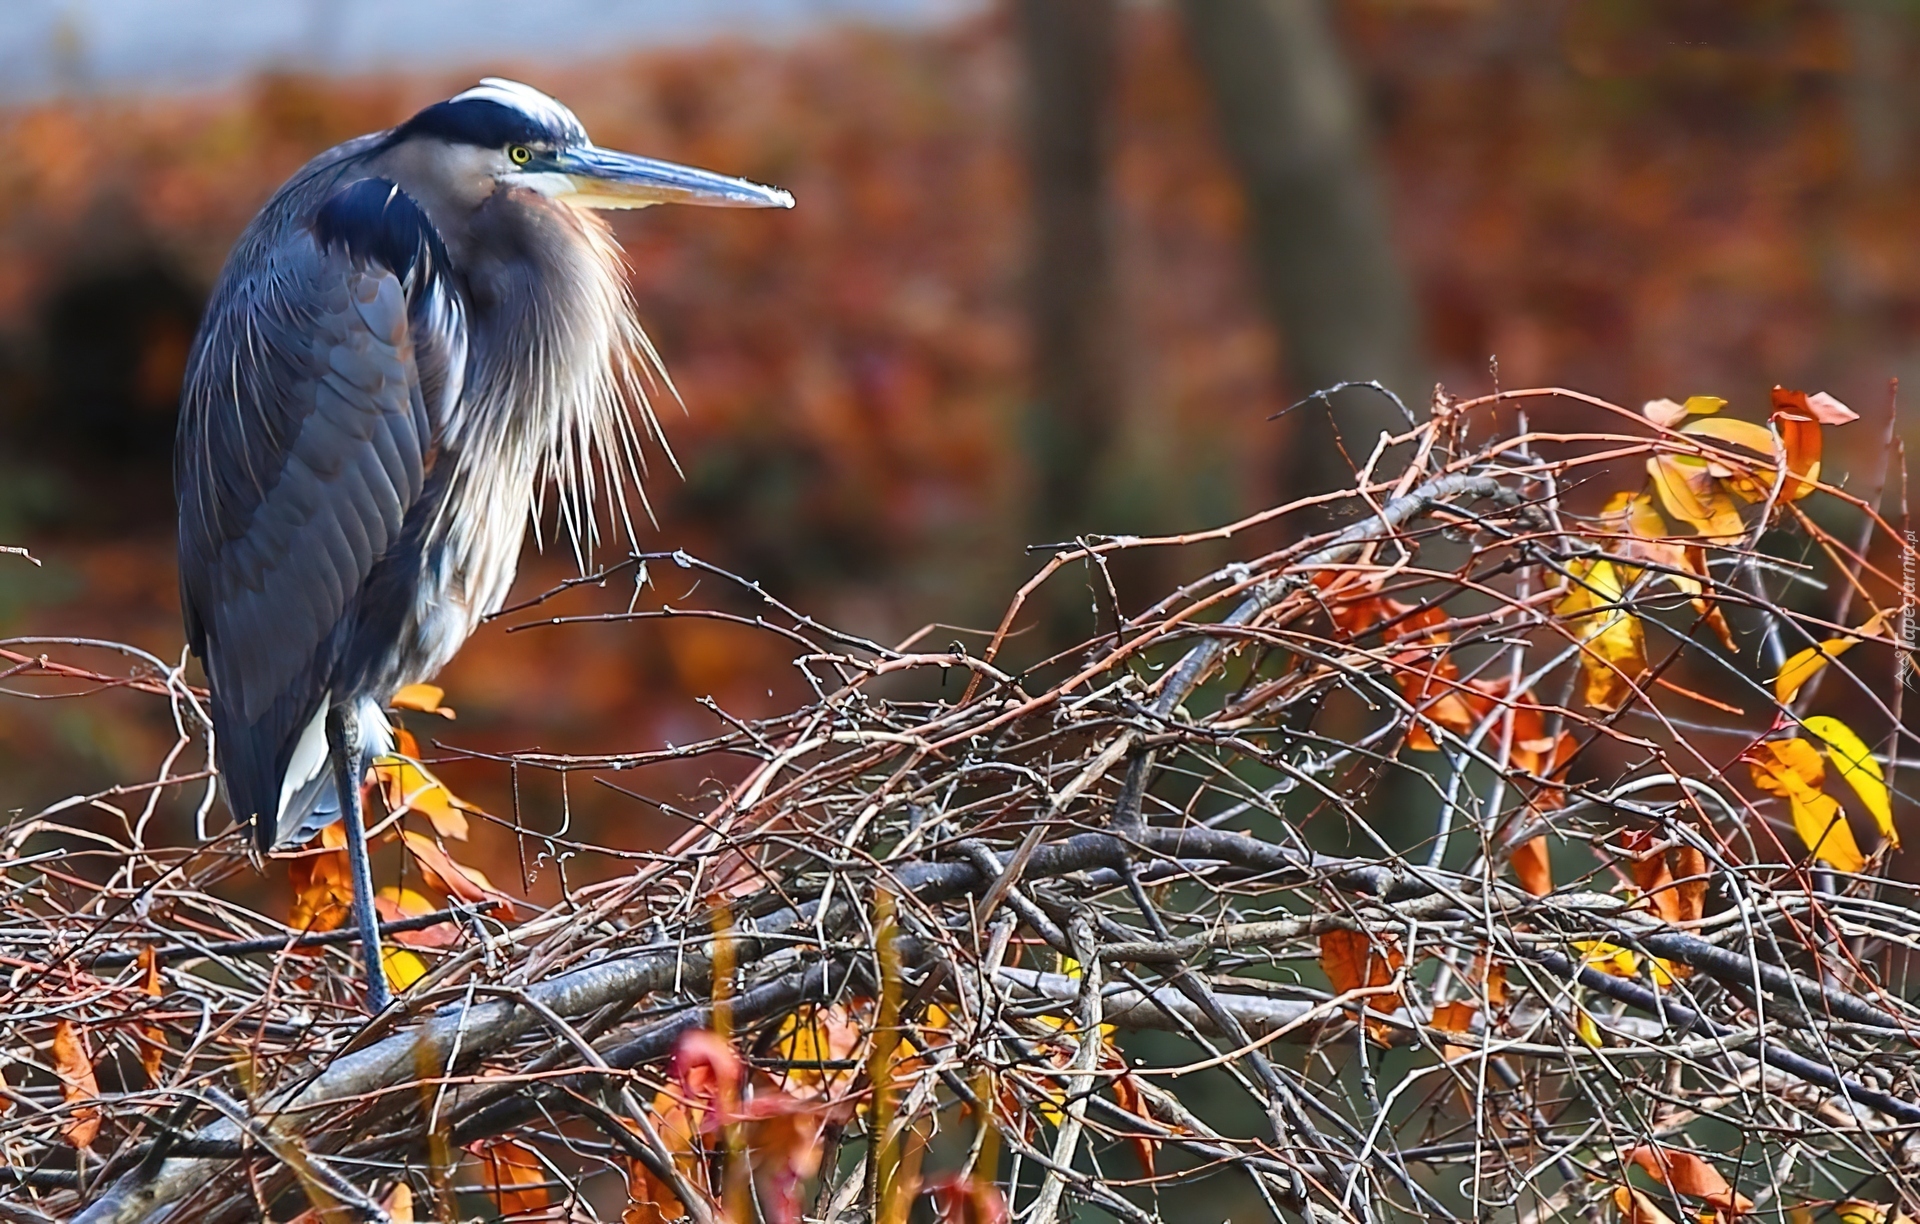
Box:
175;78;793;1013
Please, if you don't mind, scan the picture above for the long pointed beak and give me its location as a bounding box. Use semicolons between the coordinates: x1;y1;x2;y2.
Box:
539;146;794;210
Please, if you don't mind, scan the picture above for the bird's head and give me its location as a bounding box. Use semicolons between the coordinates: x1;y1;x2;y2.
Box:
381;78;795;213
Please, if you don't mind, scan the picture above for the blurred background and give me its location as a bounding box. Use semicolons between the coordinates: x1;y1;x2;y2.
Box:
1;0;1915;862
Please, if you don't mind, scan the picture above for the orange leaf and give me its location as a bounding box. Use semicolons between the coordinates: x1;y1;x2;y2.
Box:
52;1020;100;1148
626;1090;708;1223
1769;387;1826;500
383;1183;414;1223
376;886;459;948
471;1139;549;1217
1318;928;1403;1014
400;831;515;916
373;754;475;841
1749;739;1865;873
1771;609;1888;703
1430;999;1477;1061
768;1003;864;1097
1512;835;1552;896
391;683;456;719
286;830;353;937
132;946;169;1085
1109;1069;1158;1176
1624;1144;1754;1214
1469;954;1508;1008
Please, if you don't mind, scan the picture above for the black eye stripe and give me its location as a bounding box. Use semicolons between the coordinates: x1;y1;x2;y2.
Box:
392;97;581;151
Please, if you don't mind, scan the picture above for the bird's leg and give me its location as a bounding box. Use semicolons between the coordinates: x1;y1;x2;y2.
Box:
325;704;393;1015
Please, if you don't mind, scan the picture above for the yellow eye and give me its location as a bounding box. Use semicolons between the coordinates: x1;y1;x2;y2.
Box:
508;145;532;165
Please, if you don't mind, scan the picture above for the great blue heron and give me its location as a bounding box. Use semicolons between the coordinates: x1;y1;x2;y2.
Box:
176;78;793;1013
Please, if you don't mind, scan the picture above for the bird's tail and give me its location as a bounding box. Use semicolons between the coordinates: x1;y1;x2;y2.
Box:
270;697;394;850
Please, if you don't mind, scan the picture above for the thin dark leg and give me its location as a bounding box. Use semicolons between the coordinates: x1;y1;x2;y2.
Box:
325;704;393;1014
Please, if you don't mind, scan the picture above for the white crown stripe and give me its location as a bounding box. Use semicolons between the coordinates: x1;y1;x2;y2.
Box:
449;78;588;145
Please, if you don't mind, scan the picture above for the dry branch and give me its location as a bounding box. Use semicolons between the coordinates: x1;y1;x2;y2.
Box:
5;387;1919;1223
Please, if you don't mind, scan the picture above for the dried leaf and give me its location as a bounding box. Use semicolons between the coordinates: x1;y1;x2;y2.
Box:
626;1089;706;1223
1643;398;1688;428
1613;1186;1680;1224
391;682;455;719
471;1139;549;1217
136;945;167;1085
52;1020;100;1148
768;1003;864;1097
1469;954;1508;1008
1430;1000;1477;1061
927;1173;1011;1224
1512;835;1552;896
373;754;474;841
1318;928;1403;1014
1803;715;1894;845
1750;739;1866;872
376;886;459;948
1804;390;1858;424
287;824;353;935
400;831;514;916
1108;1068;1158;1175
1769;387;1826;500
1623;1145;1754;1213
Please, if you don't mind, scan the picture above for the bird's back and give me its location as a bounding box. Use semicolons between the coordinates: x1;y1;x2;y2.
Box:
177;137;468;848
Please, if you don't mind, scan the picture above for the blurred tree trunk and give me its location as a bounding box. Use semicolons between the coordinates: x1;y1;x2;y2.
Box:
1017;0;1121;539
1839;0;1912;186
1180;0;1427;496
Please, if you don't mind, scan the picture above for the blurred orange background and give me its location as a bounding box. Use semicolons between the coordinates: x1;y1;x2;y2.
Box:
1;0;1913;897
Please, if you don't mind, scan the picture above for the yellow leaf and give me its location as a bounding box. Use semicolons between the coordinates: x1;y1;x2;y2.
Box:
1643;396;1723;429
1573;940;1641;978
1680;415;1775;454
382;947;428;991
1750;740;1866;872
1773;637;1860;704
1574;1008;1603;1048
391;683;455;719
1802;716;1894;846
1647;454;1746;541
1555;558;1648;711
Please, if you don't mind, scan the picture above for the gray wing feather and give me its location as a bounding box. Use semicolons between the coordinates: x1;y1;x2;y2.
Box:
177;227;443;837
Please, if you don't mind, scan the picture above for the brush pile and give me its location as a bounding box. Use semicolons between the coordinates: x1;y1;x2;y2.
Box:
3;386;1916;1223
